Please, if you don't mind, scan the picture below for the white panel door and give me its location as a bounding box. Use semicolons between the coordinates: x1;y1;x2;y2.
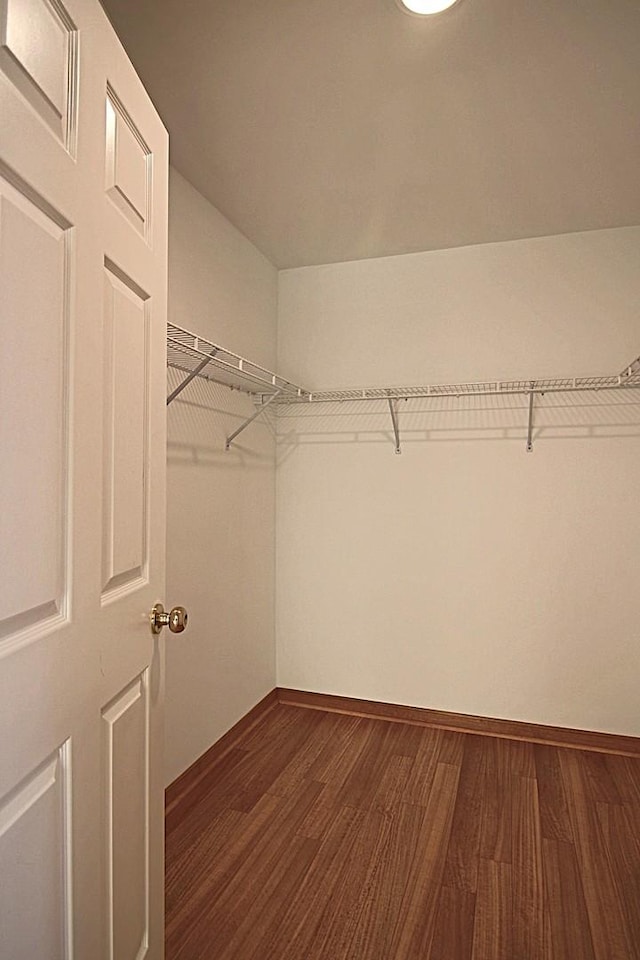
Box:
0;0;168;957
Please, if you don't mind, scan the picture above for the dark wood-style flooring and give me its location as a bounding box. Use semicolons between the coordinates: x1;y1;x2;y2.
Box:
165;704;640;959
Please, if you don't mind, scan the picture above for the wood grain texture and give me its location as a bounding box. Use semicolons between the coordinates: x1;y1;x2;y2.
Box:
558;749;636;960
479;737;512;862
442;735;485;893
471;858;512;960
430;886;476;960
166;704;640;960
165;688;278;826
511;774;544;960
534;743;574;843
542;838;595;960
277;688;640;757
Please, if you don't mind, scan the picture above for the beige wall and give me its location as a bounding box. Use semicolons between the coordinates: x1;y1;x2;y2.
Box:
276;227;640;735
165;169;278;786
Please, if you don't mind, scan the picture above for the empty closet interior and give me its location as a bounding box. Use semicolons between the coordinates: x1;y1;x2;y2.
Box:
164;170;640;786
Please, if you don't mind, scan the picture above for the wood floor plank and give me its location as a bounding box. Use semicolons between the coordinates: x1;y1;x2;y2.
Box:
479;736;512;862
295;779;345;840
471;858;512;960
295;715;366;839
232;699;308;752
402;726;444;807
442;735;485;892
166;781;322;958
164;690;278;820
342;801;426;960
305;807;394;960
595;801;640;956
534;744;574;843
226;708;325;812
600;753;640;805
558;749;635;960
598;753;640;841
165;808;246;915
336;718;419;811
212;834;320;960
266;710;356;798
437;730;466;765
428;885;475;960
506;738;536;779
582;750;624;805
388;760;462;958
371;753;413;812
511;775;544;960
246;803;366;960
166;791;282;958
197;779;323;920
382;718;425;760
164;746;249;839
541;838;596;960
168;706;322;849
304;714;363;783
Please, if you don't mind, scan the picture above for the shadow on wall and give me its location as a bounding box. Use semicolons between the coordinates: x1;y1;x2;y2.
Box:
275;391;640;464
166;368;276;468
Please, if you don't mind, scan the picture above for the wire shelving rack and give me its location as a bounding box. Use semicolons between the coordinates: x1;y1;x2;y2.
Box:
167;322;640;453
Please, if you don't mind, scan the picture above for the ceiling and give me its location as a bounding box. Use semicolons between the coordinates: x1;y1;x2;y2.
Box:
100;0;640;269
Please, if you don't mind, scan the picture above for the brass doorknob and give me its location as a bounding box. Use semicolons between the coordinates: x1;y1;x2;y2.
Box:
150;603;188;635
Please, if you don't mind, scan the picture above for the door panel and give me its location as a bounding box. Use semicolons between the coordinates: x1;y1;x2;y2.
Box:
102;263;149;599
0;0;78;147
103;672;149;960
0;742;73;960
0;0;168;956
0;173;71;645
105;86;151;238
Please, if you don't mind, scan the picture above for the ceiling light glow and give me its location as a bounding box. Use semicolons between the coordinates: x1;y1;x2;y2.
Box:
397;0;461;14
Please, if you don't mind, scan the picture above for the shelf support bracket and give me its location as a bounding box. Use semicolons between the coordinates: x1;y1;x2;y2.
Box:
621;356;640;380
167;348;218;405
526;386;535;453
225;389;282;451
387;397;401;455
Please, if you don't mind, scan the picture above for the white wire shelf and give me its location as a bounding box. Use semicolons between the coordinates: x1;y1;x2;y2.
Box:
167;323;310;403
276;369;640;405
266;356;640;455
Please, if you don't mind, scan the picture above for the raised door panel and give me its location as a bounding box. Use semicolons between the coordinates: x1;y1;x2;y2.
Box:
101;262;150;601
0;174;71;649
105;87;151;240
0;742;72;960
0;0;78;148
103;673;149;960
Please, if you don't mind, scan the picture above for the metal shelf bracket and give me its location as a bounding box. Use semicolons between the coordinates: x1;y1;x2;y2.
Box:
621;356;640;380
225;390;282;451
526;385;535;452
388;397;401;455
167;347;218;405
